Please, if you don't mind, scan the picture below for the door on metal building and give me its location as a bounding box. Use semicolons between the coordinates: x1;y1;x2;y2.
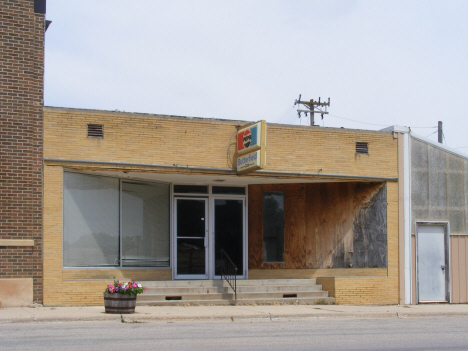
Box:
416;223;450;303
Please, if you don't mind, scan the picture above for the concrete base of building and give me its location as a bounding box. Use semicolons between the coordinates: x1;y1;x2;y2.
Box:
0;278;33;307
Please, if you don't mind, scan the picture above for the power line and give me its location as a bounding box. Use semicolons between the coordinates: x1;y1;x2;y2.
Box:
328;114;393;127
328;113;437;130
280;103;438;131
277;106;296;123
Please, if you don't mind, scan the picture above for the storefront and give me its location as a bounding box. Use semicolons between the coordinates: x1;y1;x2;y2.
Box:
43;106;400;306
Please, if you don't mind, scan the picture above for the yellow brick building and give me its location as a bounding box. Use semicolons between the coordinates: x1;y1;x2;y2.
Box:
43;106;401;306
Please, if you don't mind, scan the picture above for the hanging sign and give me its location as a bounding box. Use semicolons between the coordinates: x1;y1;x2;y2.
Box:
237;150;261;172
236;121;266;174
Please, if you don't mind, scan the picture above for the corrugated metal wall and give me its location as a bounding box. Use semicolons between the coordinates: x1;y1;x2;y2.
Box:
411;137;468;303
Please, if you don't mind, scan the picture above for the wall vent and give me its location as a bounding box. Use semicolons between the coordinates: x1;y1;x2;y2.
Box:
356;142;368;154
87;124;103;138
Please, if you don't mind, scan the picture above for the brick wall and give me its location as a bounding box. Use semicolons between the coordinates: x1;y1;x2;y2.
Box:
0;0;44;304
43;107;398;179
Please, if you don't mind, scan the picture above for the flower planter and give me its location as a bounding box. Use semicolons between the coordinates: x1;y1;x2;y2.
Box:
103;292;137;314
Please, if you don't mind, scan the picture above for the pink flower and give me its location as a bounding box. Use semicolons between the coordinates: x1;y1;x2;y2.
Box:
132;283;137;288
108;284;115;293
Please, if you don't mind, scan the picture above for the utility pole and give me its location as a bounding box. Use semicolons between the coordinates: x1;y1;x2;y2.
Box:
438;121;443;144
294;95;330;126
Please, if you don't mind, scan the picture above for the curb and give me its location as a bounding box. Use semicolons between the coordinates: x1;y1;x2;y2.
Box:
2;310;468;324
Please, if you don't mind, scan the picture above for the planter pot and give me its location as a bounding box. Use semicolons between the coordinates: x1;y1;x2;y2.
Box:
103;292;137;314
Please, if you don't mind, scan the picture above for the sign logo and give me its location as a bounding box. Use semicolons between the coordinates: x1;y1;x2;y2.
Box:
235;120;266;174
238;125;257;152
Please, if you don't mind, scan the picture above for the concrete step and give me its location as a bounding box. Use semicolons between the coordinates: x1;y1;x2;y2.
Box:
145;286;229;295
139;290;329;302
137;279;332;306
138;297;335;306
140;279;317;287
145;284;323;295
235;285;324;293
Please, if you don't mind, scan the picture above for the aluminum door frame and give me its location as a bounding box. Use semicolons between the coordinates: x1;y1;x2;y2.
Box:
415;221;450;303
173;197;209;280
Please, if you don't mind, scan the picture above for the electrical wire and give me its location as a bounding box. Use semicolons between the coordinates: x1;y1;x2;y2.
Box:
409;126;438;129
279;105;439;132
426;130;438;137
328;113;437;130
277;106;297;124
327;113;393;127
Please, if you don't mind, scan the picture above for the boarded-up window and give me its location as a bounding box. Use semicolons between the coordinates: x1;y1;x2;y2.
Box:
263;192;284;262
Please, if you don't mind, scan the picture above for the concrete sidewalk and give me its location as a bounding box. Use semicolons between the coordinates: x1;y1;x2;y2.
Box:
1;303;468;324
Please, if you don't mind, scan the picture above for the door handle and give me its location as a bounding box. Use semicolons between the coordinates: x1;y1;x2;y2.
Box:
441;265;446;271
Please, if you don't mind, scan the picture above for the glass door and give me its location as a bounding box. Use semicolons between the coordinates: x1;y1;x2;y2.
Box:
175;198;208;279
212;198;245;278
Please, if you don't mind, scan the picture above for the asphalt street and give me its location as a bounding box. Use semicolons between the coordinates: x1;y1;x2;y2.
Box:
1;316;468;351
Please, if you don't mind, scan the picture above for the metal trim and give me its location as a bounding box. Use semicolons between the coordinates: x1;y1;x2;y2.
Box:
44;158;398;182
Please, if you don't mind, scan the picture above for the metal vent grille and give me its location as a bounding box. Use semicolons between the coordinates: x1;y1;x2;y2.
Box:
356;142;368;154
87;124;103;138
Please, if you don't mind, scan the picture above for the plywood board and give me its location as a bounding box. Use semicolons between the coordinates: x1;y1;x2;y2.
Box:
284;185;306;269
248;184;263;269
248;181;387;271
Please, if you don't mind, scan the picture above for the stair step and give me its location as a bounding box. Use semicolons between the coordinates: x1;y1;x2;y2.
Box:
139;290;329;302
136;279;332;307
144;284;323;295
140;279;317;288
138;297;335;306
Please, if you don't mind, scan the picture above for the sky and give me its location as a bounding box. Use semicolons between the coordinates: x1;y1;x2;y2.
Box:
44;1;468;151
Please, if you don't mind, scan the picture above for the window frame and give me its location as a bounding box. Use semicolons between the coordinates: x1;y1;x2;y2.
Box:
62;170;171;270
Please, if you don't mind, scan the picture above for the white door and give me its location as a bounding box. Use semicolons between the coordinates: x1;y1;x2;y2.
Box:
417;224;449;302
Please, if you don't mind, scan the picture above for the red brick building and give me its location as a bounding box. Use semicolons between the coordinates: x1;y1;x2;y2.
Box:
0;0;46;306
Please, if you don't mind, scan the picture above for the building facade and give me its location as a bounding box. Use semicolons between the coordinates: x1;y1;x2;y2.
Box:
0;0;46;306
389;126;468;304
42;107;401;305
0;1;407;307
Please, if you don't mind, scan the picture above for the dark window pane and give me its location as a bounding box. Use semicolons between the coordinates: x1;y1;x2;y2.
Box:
177;238;206;275
176;199;206;238
214;199;243;276
174;185;208;194
212;186;246;195
263;191;284;262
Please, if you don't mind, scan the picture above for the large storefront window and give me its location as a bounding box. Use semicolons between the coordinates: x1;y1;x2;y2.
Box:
263;191;284;262
63;172;170;268
122;181;170;267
